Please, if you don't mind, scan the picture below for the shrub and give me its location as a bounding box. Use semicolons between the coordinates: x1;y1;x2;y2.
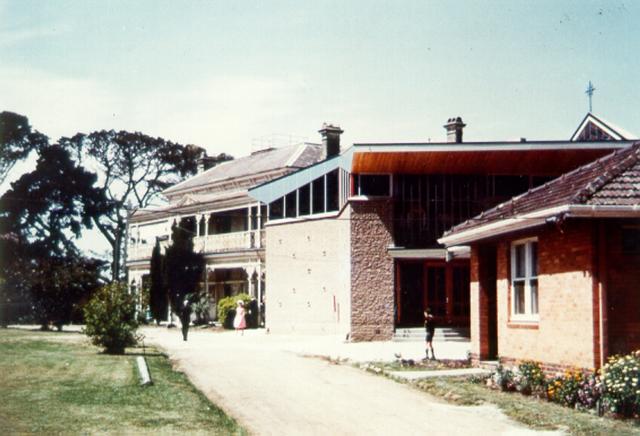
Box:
576;372;601;411
217;293;252;329
83;282;139;354
491;365;516;392
514;361;546;396
600;351;640;417
547;369;584;407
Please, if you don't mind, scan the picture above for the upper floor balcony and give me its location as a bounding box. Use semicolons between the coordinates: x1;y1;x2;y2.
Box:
127;204;266;263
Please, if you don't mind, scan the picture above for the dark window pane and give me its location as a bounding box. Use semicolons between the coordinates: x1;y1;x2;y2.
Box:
494;175;530;199
285;191;297;218
312;176;325;214
530;242;538;276
622;228;640;254
514;281;525;314
515;244;525;278
356;174;390;196
299;184;310;216
530;279;538;314
326;169;339;212
269;197;284;220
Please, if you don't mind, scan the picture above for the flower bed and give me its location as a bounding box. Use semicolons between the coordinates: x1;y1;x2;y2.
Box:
485;351;640;419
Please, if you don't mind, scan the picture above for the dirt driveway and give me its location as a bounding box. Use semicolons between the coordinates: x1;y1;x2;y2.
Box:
141;327;560;436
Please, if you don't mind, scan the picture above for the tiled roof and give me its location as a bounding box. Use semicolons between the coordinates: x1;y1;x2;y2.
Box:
445;142;640;235
163;142;322;195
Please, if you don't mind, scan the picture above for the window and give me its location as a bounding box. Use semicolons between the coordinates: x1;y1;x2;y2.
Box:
622;227;640;254
312;176;325;214
269;197;284;220
511;239;539;321
299;183;311;216
285;191;297;218
354;174;391;197
326;169;339;212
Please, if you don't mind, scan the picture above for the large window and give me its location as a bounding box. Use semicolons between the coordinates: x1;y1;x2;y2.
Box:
354;174;391;197
511;238;539;321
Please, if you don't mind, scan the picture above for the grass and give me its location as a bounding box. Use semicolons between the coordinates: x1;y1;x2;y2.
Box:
411;376;640;435
0;328;246;435
363;358;471;372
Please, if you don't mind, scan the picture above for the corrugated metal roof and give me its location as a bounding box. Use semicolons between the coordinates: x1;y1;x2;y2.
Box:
164;142;322;195
130;189;255;223
248;148;353;204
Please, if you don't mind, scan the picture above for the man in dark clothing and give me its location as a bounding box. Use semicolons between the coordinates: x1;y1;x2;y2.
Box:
424;308;436;360
180;296;192;341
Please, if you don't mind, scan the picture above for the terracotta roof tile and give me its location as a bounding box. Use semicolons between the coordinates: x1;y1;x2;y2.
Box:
445;142;640;236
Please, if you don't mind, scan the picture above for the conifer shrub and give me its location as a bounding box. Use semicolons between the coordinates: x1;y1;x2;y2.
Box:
83;282;139;354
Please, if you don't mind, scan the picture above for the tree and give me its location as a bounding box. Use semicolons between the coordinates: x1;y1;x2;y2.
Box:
0;111;48;185
148;240;168;324
61;130;214;281
164;222;204;340
83;282;139;354
0;145;108;329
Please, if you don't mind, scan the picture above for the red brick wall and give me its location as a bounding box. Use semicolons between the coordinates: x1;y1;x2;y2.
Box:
472;221;599;369
350;199;395;341
469;246;482;358
604;220;640;355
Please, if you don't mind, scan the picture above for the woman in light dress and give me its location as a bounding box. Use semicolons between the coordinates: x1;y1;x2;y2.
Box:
233;300;247;335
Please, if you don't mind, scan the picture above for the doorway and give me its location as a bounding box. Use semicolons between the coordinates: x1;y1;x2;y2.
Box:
395;259;471;328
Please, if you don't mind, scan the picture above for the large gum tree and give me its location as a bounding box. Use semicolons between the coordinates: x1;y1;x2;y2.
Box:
61;130;208;281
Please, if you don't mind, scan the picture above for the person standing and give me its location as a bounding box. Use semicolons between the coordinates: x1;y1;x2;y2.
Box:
424;308;436;360
180;296;192;342
233;300;247;335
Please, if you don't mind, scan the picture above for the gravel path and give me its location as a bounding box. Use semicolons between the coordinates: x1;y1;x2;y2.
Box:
141;327;561;436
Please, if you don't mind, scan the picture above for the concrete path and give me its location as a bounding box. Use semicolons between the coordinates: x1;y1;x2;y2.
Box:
141;327;561;436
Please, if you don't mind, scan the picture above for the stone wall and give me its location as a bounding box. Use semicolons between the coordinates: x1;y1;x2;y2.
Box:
350;199;395;341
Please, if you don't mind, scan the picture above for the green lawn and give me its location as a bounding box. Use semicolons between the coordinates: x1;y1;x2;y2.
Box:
0;328;245;435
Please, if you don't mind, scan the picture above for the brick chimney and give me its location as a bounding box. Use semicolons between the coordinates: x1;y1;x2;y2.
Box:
319;123;344;160
444;117;466;143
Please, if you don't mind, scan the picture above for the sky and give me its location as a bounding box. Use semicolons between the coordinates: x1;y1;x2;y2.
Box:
1;0;639;254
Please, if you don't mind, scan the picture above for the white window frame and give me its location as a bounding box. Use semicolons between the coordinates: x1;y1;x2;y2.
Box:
510;237;539;322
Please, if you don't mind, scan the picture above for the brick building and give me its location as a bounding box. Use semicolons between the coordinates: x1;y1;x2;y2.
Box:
440;143;640;370
249;115;636;340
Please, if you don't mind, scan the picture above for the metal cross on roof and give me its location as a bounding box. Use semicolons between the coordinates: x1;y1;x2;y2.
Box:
585;81;596;113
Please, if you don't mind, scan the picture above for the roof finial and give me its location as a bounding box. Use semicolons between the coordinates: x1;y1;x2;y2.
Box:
586;81;596;113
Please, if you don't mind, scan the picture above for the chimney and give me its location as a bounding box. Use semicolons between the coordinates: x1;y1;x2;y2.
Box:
319;123;344;160
444;117;466;143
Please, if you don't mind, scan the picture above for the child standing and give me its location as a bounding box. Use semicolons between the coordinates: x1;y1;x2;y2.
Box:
233;300;247;335
424;308;436;360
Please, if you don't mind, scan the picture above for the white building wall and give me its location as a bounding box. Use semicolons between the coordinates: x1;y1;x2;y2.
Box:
265;208;351;336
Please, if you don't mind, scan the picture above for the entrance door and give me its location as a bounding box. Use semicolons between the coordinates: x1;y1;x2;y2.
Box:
396;262;424;326
425;266;447;323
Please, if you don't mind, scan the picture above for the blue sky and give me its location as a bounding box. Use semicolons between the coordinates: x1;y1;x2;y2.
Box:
2;0;639;157
1;0;638;256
